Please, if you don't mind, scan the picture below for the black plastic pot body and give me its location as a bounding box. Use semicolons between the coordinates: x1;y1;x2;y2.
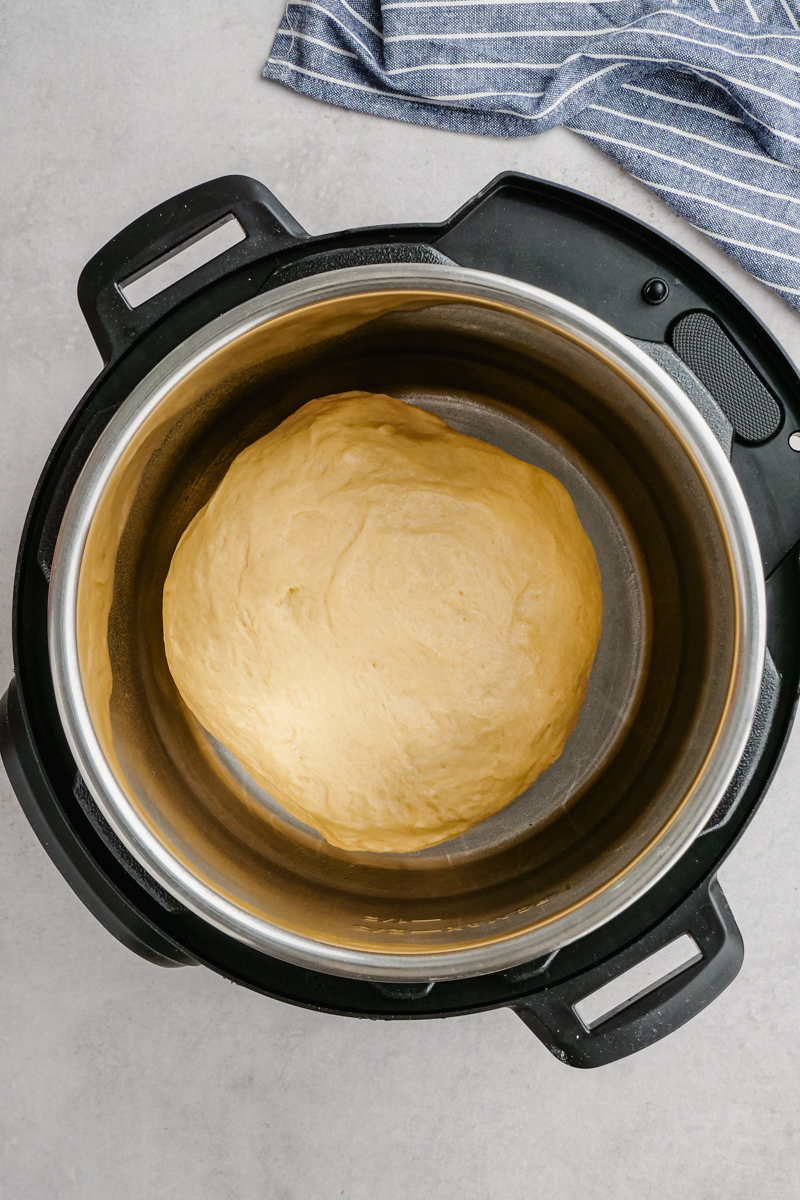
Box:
2;173;799;1068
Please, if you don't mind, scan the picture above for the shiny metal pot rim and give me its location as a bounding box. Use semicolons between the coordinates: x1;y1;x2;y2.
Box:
48;264;766;981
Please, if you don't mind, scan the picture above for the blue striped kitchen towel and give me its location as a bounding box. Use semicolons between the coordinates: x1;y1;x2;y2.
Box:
264;0;800;310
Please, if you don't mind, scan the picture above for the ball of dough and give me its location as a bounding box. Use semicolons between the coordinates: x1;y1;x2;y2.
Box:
163;392;602;853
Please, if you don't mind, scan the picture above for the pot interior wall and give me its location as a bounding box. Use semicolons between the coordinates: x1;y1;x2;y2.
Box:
78;292;736;957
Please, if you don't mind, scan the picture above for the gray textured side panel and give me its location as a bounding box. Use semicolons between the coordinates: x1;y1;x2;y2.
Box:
73;773;188;912
633;339;734;459
701;649;780;835
265;244;454;291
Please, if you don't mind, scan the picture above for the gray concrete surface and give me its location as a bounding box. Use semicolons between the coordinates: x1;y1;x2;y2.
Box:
2;1;800;1196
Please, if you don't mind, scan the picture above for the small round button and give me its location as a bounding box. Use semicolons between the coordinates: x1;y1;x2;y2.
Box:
642;278;670;305
789;430;800;452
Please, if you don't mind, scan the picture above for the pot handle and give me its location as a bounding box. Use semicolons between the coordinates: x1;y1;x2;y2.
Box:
78;175;308;364
512;875;742;1068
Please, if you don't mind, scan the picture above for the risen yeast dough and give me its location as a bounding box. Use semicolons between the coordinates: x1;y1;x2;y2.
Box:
163;392;603;853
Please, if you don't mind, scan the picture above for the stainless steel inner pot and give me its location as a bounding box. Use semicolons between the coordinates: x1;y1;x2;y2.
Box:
49;264;765;981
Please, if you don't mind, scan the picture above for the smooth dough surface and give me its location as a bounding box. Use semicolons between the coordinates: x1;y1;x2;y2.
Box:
163;392;603;852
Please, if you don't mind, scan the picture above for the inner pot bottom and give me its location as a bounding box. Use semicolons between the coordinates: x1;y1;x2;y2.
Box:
200;385;649;870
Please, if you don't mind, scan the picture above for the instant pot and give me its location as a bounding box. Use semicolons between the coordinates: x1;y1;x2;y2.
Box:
2;173;798;1068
